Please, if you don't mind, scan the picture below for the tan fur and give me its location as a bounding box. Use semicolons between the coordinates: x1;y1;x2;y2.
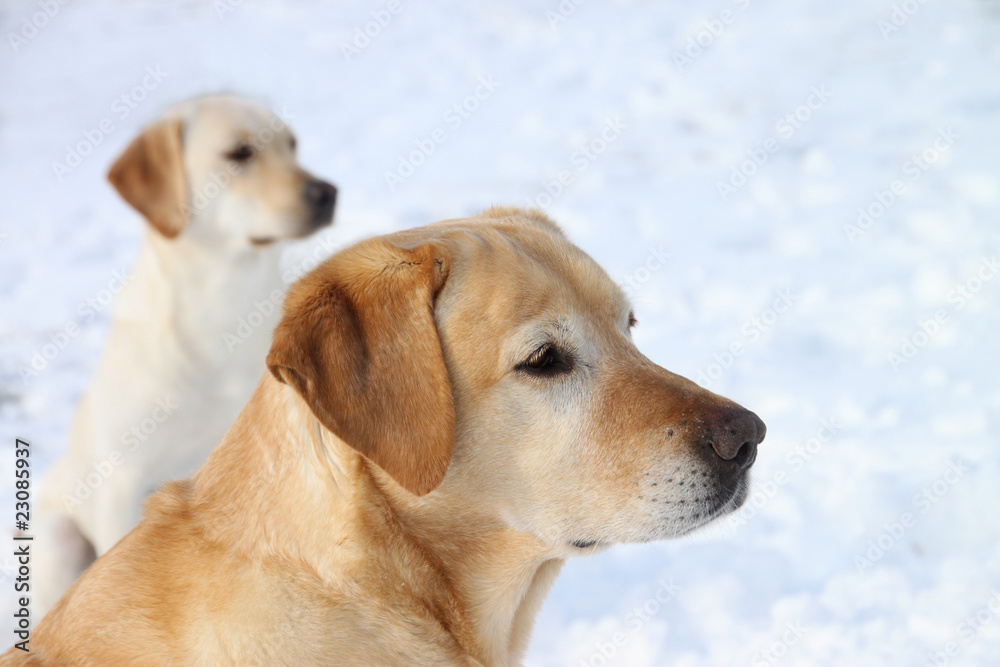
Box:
107;119;187;238
267;240;454;495
8;209;764;666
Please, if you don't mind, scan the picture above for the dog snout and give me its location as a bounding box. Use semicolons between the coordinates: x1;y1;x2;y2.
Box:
701;407;765;471
303;179;337;225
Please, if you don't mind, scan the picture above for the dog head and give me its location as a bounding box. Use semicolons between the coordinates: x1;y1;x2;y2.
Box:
267;208;764;556
107;94;336;248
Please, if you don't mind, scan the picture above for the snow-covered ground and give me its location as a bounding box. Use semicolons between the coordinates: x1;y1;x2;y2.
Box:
2;0;999;664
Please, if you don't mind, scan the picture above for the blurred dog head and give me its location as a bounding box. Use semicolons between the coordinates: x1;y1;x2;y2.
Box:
108;94;336;249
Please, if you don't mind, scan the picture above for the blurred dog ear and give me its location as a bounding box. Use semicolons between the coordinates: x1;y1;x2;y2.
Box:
108;119;188;239
267;240;454;496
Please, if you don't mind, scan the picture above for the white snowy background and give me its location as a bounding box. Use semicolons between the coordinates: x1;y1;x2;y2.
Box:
2;0;999;665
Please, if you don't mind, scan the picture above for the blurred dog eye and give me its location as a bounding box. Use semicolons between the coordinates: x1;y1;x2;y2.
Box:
289;135;297;151
628;311;637;329
517;344;573;376
226;143;255;162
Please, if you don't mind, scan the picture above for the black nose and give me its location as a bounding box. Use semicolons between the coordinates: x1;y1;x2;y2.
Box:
303;179;337;224
703;407;765;471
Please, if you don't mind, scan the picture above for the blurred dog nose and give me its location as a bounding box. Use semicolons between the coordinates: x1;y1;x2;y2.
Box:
703;407;765;471
304;179;337;222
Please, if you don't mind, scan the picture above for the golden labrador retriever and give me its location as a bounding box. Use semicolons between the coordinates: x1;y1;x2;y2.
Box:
9;208;763;666
32;95;337;618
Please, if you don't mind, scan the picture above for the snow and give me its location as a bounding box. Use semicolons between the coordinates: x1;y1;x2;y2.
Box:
2;0;999;664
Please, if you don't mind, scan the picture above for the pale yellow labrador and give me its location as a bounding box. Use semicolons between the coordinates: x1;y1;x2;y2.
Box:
10;208;763;666
32;95;337;618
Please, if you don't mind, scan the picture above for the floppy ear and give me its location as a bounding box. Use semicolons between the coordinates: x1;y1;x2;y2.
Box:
107;119;188;239
267;240;454;496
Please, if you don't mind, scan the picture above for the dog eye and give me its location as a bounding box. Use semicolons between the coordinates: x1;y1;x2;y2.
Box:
628;312;638;329
226;143;255;162
289;135;297;151
517;344;572;376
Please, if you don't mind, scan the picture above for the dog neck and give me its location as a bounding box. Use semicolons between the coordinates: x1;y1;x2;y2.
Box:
194;374;565;666
384;494;566;666
382;463;567;665
115;230;285;369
